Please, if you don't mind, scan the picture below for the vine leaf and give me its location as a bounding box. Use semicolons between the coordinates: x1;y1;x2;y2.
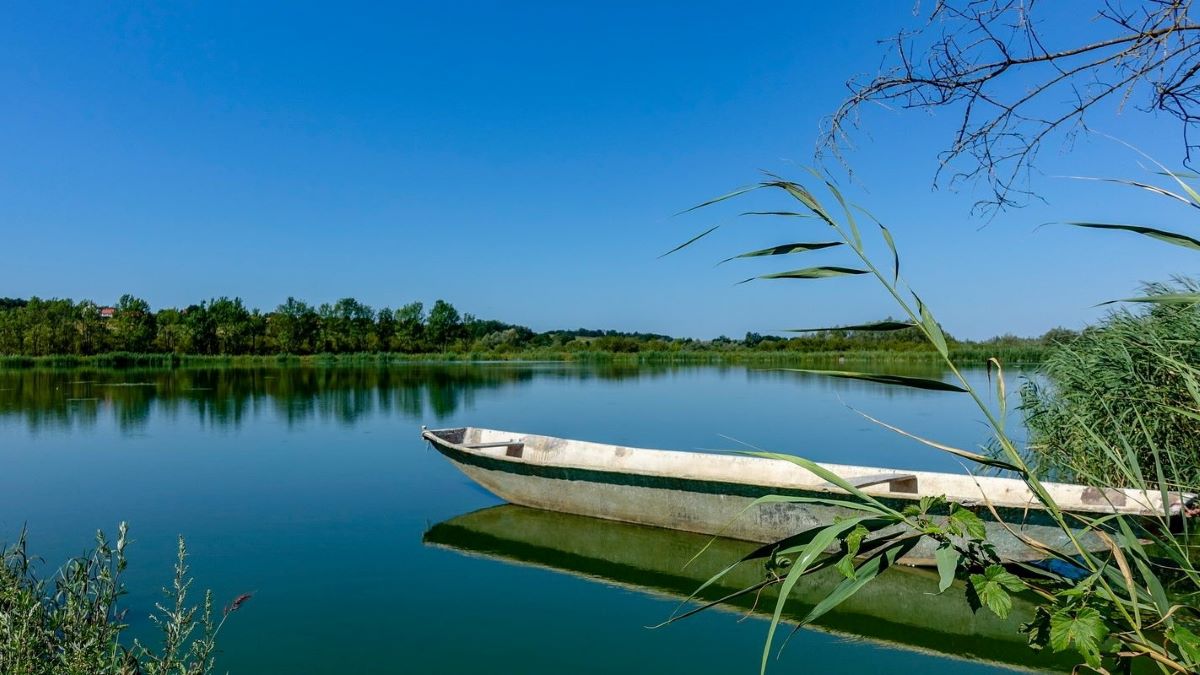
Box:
1049;606;1108;669
969;565;1026;619
934;545;960;594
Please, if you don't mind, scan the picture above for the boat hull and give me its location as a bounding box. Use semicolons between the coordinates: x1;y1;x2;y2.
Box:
428;430;1100;566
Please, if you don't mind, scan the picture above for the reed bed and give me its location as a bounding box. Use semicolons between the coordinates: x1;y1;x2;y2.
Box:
660;168;1200;674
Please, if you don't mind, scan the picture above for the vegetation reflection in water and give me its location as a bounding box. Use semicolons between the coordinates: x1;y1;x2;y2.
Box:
0;360;960;433
0;362;1036;673
425;505;1079;673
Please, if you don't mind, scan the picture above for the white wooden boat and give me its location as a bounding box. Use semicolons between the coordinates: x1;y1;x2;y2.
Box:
422;426;1179;565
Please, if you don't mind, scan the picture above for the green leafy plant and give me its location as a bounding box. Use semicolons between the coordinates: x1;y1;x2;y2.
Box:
662;168;1200;673
0;523;246;674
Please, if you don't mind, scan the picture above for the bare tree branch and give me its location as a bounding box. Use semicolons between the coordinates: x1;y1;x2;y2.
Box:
821;0;1200;214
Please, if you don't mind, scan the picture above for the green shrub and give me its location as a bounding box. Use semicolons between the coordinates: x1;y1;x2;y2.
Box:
0;524;244;674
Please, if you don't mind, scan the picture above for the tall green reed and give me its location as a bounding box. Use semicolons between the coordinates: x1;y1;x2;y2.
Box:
661;167;1200;673
1022;277;1200;488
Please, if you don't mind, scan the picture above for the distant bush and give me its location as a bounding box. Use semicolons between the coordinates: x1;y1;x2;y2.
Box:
1021;278;1200;487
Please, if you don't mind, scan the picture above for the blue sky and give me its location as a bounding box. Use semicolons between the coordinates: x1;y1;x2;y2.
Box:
1;2;1193;339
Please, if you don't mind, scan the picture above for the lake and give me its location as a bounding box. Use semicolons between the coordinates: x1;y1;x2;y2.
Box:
0;363;1070;673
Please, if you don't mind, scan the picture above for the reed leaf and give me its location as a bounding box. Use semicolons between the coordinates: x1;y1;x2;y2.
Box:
799;537;918;625
717;242;843;265
659;225;721;258
1098;292;1200;305
778;368;967;392
675;185;762;215
914;293;949;357
1064;176;1200;210
759;516;876;674
784;321;916;333
853;408;1022;471
740;451;902;515
1064;222;1200;252
739;267;869;284
879;223;900;284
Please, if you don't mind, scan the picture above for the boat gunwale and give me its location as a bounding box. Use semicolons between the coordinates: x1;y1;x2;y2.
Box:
421;426;1171;517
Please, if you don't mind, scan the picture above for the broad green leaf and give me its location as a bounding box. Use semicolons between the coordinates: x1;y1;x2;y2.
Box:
1168;624;1200;666
1022;607;1052;651
934;544;959;594
779;368;968;392
1065;221;1200;251
1049;606;1108;669
740;266;868;283
969;565;1026;619
717;242;842;265
835;524;870;579
659;224;721;259
949;507;988;540
784;321;916;333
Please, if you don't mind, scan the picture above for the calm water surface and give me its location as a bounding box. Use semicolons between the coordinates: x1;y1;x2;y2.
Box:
0;363;1060;674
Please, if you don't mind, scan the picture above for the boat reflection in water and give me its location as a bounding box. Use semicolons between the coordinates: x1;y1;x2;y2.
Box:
424;505;1078;673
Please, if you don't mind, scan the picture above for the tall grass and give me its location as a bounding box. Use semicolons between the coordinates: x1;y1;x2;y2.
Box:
1022;277;1200;488
661;169;1200;673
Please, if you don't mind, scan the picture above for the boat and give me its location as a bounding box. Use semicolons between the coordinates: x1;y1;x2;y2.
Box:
422;426;1179;565
423;505;1079;672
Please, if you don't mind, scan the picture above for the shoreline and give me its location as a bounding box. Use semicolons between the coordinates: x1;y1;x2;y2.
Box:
0;347;1045;370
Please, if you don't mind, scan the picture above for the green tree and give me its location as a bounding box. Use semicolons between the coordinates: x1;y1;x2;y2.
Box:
426;299;463;351
153;308;188;353
181;303;216;355
374;308;396;352
330;297;375;352
72;301;109;355
208;297;253;354
269;297;319;354
109;295;155;352
393;301;426;352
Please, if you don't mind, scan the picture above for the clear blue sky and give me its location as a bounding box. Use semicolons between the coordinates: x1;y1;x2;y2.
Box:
1;2;1193;339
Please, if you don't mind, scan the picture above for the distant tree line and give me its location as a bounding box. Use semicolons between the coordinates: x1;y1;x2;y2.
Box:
0;294;1075;357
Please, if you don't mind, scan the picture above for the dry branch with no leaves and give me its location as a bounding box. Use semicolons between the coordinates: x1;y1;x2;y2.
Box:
821;0;1200;213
